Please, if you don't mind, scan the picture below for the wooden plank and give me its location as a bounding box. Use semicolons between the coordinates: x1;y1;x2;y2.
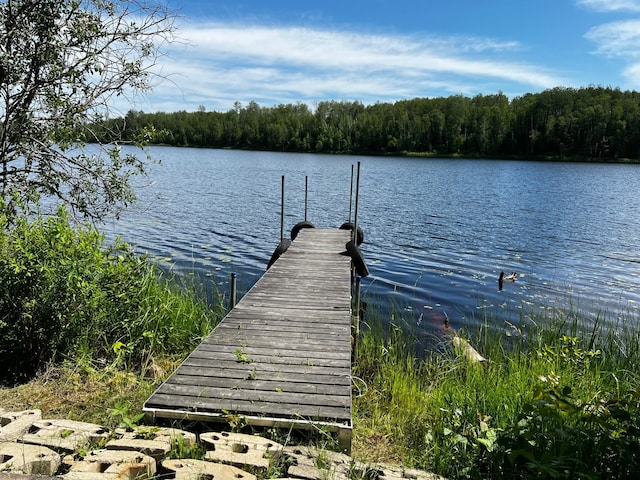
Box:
146;393;351;422
180;357;348;376
208;327;349;344
203;320;351;334
196;339;351;355
143;228;354;432
154;383;350;409
218;316;350;329
168;365;352;386
189;347;351;365
163;374;347;395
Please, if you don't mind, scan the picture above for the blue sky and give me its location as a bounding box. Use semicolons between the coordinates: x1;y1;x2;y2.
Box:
129;0;640;113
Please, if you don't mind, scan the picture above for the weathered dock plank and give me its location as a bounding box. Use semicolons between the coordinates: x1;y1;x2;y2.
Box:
143;228;354;450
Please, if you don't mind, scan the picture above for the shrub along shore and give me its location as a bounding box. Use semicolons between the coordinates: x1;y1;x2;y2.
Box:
1;209;639;479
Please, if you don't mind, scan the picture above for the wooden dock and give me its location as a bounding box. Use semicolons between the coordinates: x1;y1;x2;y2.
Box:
143;228;354;450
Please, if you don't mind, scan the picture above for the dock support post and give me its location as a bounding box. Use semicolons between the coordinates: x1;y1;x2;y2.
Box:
351;276;361;361
348;164;354;223
353;162;361;243
304;175;309;221
229;272;237;310
280;175;285;241
338;427;352;454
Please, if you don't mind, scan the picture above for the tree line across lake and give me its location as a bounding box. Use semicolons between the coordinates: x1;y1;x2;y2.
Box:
95;86;640;160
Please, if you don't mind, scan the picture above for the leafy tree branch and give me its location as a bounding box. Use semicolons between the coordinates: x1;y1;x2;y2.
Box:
0;0;177;221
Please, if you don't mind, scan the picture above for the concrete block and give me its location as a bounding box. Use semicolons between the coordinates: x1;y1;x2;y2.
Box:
63;473;121;480
0;441;61;476
201;431;283;472
0;410;42;442
106;426;197;460
163;458;258;480
20;419;110;452
65;448;155;479
0;474;59;480
370;463;448;480
283;446;353;480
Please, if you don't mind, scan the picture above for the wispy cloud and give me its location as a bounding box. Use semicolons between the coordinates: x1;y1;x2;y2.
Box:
577;0;640;11
623;62;640;86
135;22;566;112
579;1;640;89
585;19;640;57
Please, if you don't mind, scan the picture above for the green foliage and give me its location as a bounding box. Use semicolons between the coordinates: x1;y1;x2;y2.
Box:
101;86;640;161
0;206;223;385
0;0;175;221
482;379;640;479
109;401;145;432
166;434;206;460
234;348;253;363
223;410;249;432
354;311;640;479
536;335;602;370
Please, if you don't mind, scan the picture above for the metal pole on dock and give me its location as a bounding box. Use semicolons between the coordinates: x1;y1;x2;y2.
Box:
353;161;361;243
304;176;308;221
229;272;237;310
280;175;285;241
348;164;354;223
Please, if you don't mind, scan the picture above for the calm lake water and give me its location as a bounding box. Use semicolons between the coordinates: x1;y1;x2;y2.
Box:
103;146;640;339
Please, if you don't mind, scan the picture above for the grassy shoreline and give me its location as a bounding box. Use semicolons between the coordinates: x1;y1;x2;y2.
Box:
1;210;639;478
352;311;640;479
2;306;638;478
134;141;640;164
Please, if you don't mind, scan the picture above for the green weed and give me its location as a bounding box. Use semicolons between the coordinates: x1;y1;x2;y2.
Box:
166;433;206;460
353;307;640;479
234;348;253;363
109;401;145;432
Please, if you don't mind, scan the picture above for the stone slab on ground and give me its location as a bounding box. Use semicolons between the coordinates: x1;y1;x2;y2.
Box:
106;426;197;460
284;445;355;480
374;463;448;480
0;474;59;480
280;449;448;480
163;458;258;480
201;431;283;473
0;410;42;442
63;448;155;479
20;419;110;452
0;406;448;480
0;441;61;476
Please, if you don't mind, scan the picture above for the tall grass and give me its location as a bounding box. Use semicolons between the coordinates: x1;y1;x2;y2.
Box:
0;206;226;385
353;306;640;479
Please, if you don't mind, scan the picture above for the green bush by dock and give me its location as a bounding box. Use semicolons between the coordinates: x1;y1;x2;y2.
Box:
0;206;225;386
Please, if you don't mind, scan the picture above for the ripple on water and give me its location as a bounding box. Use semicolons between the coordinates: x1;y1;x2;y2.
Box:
103;147;640;339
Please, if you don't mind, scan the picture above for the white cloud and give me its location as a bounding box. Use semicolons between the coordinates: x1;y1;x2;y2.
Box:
585;19;640;57
178;24;545;80
133;22;567;112
577;0;640;11
623;62;640;86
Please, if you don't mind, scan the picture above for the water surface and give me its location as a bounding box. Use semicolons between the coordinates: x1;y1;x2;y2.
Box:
103;147;640;338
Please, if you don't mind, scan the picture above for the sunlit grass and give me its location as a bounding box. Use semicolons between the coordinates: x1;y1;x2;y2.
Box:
0;360;172;428
352;306;640;479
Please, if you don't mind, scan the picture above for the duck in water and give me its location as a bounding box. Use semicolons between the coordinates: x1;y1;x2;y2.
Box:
498;271;517;290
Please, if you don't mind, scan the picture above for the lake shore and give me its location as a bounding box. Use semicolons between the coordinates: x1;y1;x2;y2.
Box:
1;305;638;479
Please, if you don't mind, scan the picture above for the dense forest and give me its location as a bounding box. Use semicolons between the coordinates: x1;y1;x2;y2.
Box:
95;86;640;160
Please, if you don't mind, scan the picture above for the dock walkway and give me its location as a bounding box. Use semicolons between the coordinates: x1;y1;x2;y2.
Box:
143;228;354;450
